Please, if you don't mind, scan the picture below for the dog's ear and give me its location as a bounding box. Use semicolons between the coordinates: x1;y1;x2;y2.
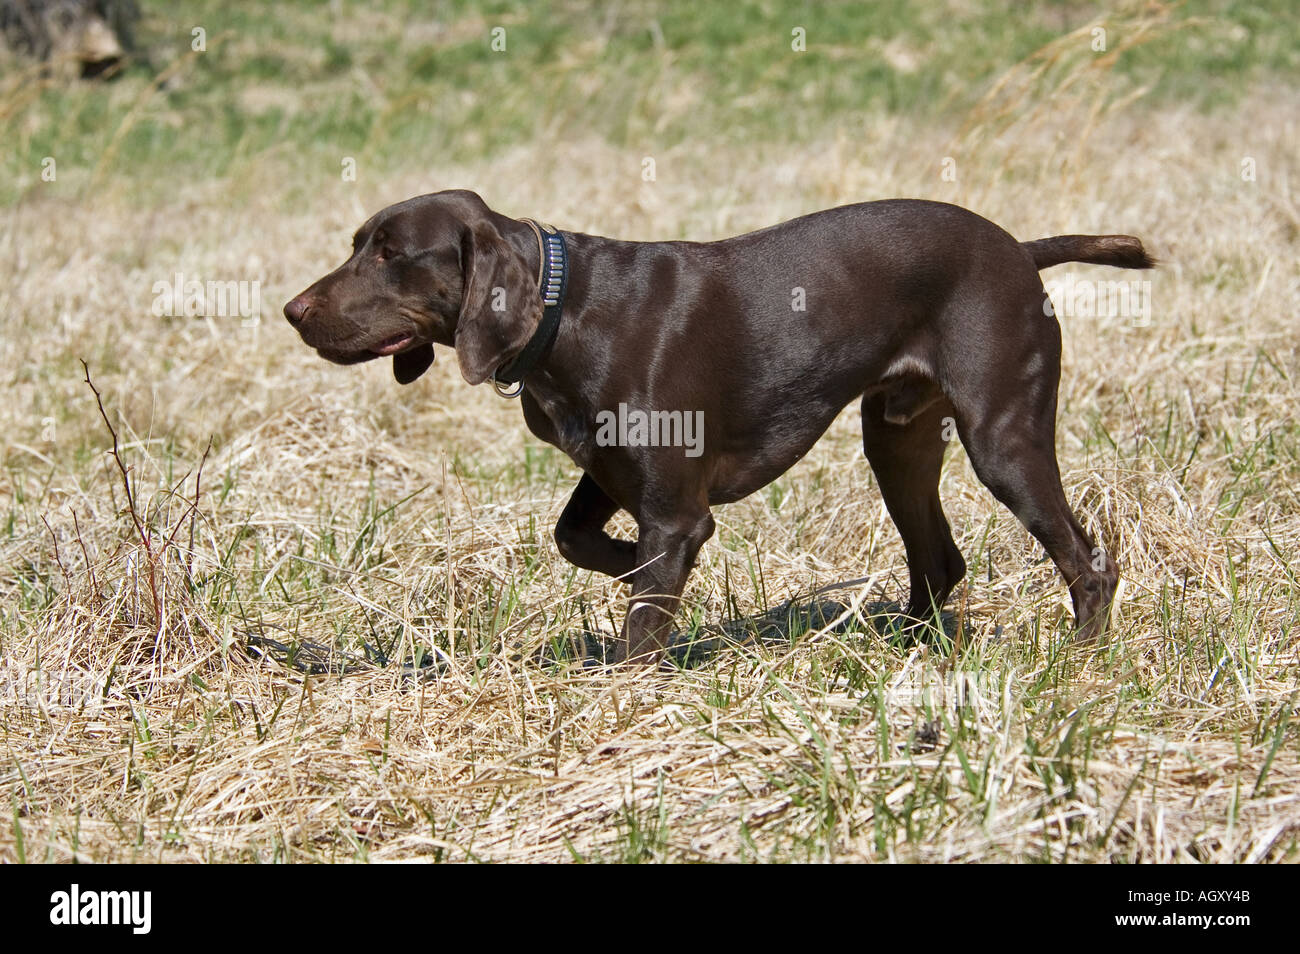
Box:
393;343;435;384
454;221;541;386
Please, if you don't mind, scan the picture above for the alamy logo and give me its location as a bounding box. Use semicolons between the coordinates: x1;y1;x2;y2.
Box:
49;884;151;934
0;662;109;715
595;403;704;458
151;272;261;324
1042;273;1152;325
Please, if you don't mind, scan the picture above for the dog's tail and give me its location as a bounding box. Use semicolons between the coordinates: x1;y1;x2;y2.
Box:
1021;234;1157;270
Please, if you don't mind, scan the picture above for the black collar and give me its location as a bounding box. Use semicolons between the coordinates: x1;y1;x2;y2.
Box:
492;220;568;391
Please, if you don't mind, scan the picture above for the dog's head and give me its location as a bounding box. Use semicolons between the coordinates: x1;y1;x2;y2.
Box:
283;190;543;385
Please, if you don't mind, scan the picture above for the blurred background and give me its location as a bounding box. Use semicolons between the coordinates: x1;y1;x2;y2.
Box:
2;1;1296;203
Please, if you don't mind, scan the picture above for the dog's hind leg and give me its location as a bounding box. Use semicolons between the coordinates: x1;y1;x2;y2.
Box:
943;302;1117;642
862;387;967;628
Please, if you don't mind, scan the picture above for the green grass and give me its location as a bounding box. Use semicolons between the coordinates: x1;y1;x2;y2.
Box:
5;1;1298;206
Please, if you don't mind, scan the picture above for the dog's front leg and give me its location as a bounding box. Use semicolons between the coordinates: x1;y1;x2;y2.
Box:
616;508;716;665
553;473;638;578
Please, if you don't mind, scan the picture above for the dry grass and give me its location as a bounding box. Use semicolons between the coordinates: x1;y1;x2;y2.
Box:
1;62;1298;861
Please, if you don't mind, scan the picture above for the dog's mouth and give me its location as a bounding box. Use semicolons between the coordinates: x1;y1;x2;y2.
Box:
369;332;415;356
312;328;435;384
314;330;418;364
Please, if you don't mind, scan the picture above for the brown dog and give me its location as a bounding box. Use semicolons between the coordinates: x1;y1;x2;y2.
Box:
285;190;1154;663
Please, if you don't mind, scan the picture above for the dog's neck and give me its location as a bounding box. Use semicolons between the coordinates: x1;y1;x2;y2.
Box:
488;218;604;461
490;216;569;389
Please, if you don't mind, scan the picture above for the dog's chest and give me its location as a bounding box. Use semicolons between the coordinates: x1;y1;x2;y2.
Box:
520;391;595;467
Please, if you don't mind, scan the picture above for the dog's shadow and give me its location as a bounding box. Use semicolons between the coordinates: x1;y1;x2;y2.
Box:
244;584;961;678
575;587;962;669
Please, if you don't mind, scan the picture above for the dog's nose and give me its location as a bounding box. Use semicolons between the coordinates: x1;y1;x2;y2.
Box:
283;296;312;325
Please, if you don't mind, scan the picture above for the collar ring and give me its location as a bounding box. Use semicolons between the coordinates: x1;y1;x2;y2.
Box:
491;374;525;399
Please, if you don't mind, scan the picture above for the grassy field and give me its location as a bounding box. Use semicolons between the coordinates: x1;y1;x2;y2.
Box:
1;0;1297;862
